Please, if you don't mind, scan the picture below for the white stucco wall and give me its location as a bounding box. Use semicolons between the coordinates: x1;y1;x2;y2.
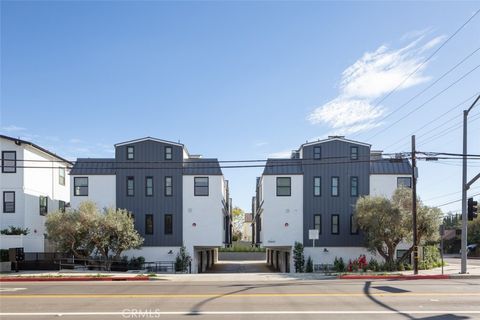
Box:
1;138;70;251
182;175;225;249
70;175;116;210
370;174;411;198
123;246;181;262
260;175;303;247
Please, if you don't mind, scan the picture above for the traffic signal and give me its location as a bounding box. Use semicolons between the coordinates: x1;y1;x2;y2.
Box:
467;197;478;221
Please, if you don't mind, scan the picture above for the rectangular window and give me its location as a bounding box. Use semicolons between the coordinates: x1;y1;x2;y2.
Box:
165;146;172;160
165;176;173;196
127;176;135;196
194;177;209;196
59;167;66;186
3;191;15;213
313;146;321;160
314;214;322;234
397;177;412;188
145;177;153;197
276;177;291;196
127;146;134;160
164;214;173;235
73;177;88;196
39;196;48;216
331;214;339;235
313;177;321;197
59;200;66;213
351;146;359;160
350;176;359;197
2;151;16;173
145;214;153;234
331;177;339;197
350;214;358;234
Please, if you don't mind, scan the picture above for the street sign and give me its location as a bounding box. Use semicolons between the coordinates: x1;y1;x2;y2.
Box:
309;229;319;240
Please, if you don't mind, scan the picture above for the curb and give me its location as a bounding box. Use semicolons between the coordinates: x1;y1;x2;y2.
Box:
338;274;450;280
0;276;150;282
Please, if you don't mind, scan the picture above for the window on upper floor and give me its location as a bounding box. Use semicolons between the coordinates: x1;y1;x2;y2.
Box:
350;214;358;234
2;151;16;173
74;177;88;196
314;214;322;234
39;196;48;216
276;177;291;196
127;146;135;160
59;200;66;213
145;214;153;235
127;177;135;197
331;177;339;197
313;146;321;160
59;167;66;186
351;146;359;160
145;177;154;197
331;214;339;235
350;176;359;197
3;191;15;213
165;176;173;196
314;177;321;197
397;177;412;188
194;177;209;196
164;214;173;235
165;146;172;160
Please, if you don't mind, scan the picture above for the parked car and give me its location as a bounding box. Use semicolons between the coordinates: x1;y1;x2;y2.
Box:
460;244;478;255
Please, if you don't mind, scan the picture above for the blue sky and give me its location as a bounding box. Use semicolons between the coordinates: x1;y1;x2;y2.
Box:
1;1;479;213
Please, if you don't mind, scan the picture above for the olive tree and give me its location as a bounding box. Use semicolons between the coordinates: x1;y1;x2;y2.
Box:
46;201;144;270
355;188;442;266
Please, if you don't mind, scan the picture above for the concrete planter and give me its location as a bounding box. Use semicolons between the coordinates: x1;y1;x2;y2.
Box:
0;261;11;272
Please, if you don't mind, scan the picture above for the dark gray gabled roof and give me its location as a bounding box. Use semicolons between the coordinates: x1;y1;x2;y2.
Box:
370;158;412;174
0;134;72;165
263;158;303;175
183;158;223;175
70;158;116;175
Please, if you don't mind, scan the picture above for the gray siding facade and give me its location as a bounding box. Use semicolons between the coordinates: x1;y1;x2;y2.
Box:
115;140;184;247
301;140;370;247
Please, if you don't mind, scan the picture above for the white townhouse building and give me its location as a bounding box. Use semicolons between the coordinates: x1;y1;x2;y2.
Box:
0;135;71;252
69;137;232;273
252;136;413;272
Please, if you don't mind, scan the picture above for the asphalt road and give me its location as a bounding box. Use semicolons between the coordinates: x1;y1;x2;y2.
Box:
1;278;480;320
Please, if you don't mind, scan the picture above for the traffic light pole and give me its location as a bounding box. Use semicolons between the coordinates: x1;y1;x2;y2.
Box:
461;94;480;274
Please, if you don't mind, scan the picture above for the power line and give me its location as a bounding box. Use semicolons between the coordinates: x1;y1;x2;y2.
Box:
436;191;480;208
358;8;480;126
383;92;480;152
367;46;480;139
365;63;480;141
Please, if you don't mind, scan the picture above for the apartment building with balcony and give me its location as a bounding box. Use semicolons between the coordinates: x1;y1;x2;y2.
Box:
69;137;232;273
0;135;71;252
251;136;412;272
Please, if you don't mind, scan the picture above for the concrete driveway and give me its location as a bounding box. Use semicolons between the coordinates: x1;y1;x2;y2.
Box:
206;260;273;273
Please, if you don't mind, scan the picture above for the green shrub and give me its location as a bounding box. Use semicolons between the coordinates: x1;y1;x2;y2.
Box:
333;257;346;272
368;258;379;272
1;226;29;235
128;256;145;269
306;256;313;273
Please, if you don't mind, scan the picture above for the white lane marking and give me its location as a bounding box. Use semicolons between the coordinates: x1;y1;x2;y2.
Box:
1;311;480;316
0;288;26;292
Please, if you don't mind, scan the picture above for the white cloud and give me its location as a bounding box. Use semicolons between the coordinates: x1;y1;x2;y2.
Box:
1;125;26;132
254;141;268;147
307;33;442;135
69;138;83;144
268;149;292;158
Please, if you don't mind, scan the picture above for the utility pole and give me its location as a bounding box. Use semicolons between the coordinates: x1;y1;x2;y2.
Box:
461;94;480;274
412;135;418;275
